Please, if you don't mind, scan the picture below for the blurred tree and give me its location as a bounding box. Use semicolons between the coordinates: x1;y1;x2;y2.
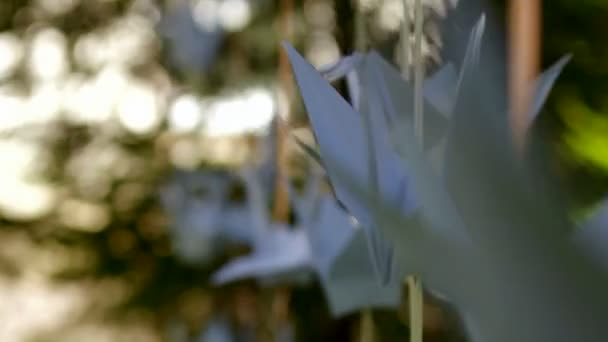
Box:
0;0;605;340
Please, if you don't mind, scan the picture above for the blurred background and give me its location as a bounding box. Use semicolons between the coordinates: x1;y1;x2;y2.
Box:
0;0;605;341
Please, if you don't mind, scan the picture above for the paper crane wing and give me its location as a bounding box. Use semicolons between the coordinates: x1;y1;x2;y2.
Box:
284;42;376;232
318;53;364;82
423;63;459;116
211;227;312;286
364;51;449;150
311;197;401;316
572;199;608;272
528;54;572;126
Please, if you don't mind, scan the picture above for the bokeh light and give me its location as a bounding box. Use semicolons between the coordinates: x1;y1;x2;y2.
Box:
0;0;602;340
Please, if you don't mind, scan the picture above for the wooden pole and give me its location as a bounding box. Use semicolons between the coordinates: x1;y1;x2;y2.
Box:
271;0;296;338
508;0;541;151
274;0;294;222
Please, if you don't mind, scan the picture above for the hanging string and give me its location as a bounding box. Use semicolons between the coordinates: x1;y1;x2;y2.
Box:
354;0;367;51
407;1;425;342
360;309;375;342
406;275;423;342
401;0;410;79
413;0;424;146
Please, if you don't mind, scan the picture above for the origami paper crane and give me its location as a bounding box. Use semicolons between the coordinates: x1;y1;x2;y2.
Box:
285;7;607;340
159;121;277;265
370;16;608;342
158;0;224;74
283;17;487;285
286;45;443;285
210;166;401;315
159;170;254;264
286;17;493;287
211;167;313;286
288;12;572;283
286;174;401;317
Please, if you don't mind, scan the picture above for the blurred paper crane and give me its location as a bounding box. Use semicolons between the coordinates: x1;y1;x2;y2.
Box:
159;120;277;266
285;41;475;303
289;20;489;287
159;169;253;265
283;6;607;339
289;14;572;285
207;161;401;315
210;167;313;286
196;316;234;342
282;33;472;286
285;173;401;317
158;0;224;75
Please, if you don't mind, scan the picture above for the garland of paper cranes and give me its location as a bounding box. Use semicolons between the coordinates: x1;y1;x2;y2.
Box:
161;0;608;341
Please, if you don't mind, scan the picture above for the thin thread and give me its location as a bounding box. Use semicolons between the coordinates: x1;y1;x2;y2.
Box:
360;309;375;342
406;276;423;342
401;0;410;79
355;0;367;51
409;2;424;341
413;0;424;146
